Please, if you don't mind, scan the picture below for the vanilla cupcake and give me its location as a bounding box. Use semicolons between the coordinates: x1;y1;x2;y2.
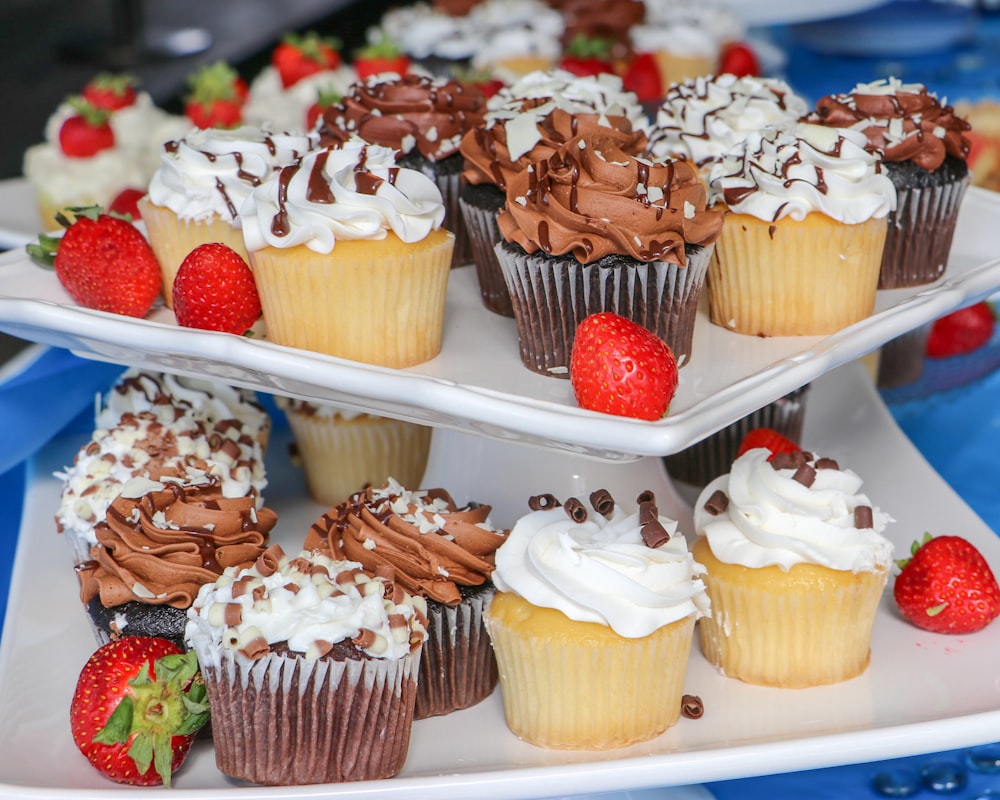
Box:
241;138;454;368
139;125;318;305
692;447;893;688
276;397;431;507
185;545;428;785
706;122;896;337
486;489;709;750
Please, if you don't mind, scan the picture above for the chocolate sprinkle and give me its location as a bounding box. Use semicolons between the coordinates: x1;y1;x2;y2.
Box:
564;497;588;523
681;694;704;719
703;489;729;516
792;463;816;487
528;493;561;511
590;489;615;518
854;505;874;529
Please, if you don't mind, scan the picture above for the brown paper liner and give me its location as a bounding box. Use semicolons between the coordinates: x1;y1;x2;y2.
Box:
692;537;888;688
137;198;250;309
485;591;696;750
708;212;887;337
416;587;498;719
283;409;432;507
459;191;514;316
876;323;932;389
196;647;420;785
495;240;713;376
249;229;454;368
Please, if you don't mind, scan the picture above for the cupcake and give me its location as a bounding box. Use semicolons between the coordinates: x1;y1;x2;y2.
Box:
76;473;277;649
304;479;507;718
706;122;897;337
240;138;455;368
138;125;318;306
185;545;428;785
495;129;725;374
692;446;894;687
318;73;488;267
803;78;972;288
460;69;648;315
485;489;709;749
555;0;646;67
276;397;432;507
646;73;809;175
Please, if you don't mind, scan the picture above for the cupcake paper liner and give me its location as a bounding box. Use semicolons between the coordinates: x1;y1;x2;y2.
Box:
459;189;514;316
495;240;713;376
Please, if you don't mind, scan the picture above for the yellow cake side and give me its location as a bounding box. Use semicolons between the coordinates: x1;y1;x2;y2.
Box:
485;591;696;750
692;536;888;688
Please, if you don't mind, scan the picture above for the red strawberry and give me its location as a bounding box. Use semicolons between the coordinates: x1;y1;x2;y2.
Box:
70;638;209;786
82;72;138;111
353;32;410;80
569;312;678;420
26;206;161;317
172;243;262;334
718;42;760;78
894;534;1000;634
184;61;248;129
925;301;995;358
736;427;800;459
108;187;146;220
58;98;115;158
622;52;664;104
559;35;615;78
272;31;342;88
305;86;343;130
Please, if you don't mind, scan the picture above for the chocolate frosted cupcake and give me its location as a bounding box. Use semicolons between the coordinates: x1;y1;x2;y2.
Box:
318;73;488;267
185;546;428;785
77;474;277;649
803;77;972;288
460;69;648;315
495;130;724;375
304;478;508;718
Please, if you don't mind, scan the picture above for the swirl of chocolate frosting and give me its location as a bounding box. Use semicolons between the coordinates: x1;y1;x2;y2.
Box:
804;78;971;172
303;481;508;606
78;475;277;610
318;73;488;162
497;131;724;264
461;106;646;191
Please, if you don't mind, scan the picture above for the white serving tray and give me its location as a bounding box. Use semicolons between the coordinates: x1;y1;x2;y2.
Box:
1;360;999;799
2;185;1000;461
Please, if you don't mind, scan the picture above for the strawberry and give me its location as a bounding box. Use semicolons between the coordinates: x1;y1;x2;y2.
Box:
82;72;138;111
559;35;615;78
108;187;146;220
894;533;1000;634
353;32;410;80
569;312;678;420
58;97;115;158
305;86;342;130
736;427;800;459
925;301;995;358
622;52;663;104
26;206;161;317
272;31;342;88
718;42;760;78
70;638;209;786
183;61;248;129
172;243;262;334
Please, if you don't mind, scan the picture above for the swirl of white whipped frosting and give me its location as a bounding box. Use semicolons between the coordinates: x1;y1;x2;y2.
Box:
707;122;897;224
493;494;710;638
647;74;808;167
241;138;447;254
693;448;894;573
146;125;318;223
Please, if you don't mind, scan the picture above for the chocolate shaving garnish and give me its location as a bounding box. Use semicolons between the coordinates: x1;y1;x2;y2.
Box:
703;489;729;516
564;497;588;523
854;505;874;529
815;457;840;471
641;519;671;548
255;544;284;577
770;451;796;471
590;489;615;518
312;639;334;658
636;489;655;506
529;493;561;511
792;463;816;487
238;635;270;661
681;694;704;719
223;602;242;627
353;628;378;650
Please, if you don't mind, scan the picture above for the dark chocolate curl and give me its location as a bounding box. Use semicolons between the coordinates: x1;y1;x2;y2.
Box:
815;457;840;471
564;497;588;523
641;519;671;548
638;499;658;527
636;489;655;506
792;463;816;487
681;694;704;719
703;489;729;516
590;489;615;518
854;505;874;529
770;451;796;471
529;493;561;511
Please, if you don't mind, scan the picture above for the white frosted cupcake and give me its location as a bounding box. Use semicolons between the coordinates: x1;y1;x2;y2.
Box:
138;125;318;305
486;489;709;749
692;446;894;687
243;64;357;134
